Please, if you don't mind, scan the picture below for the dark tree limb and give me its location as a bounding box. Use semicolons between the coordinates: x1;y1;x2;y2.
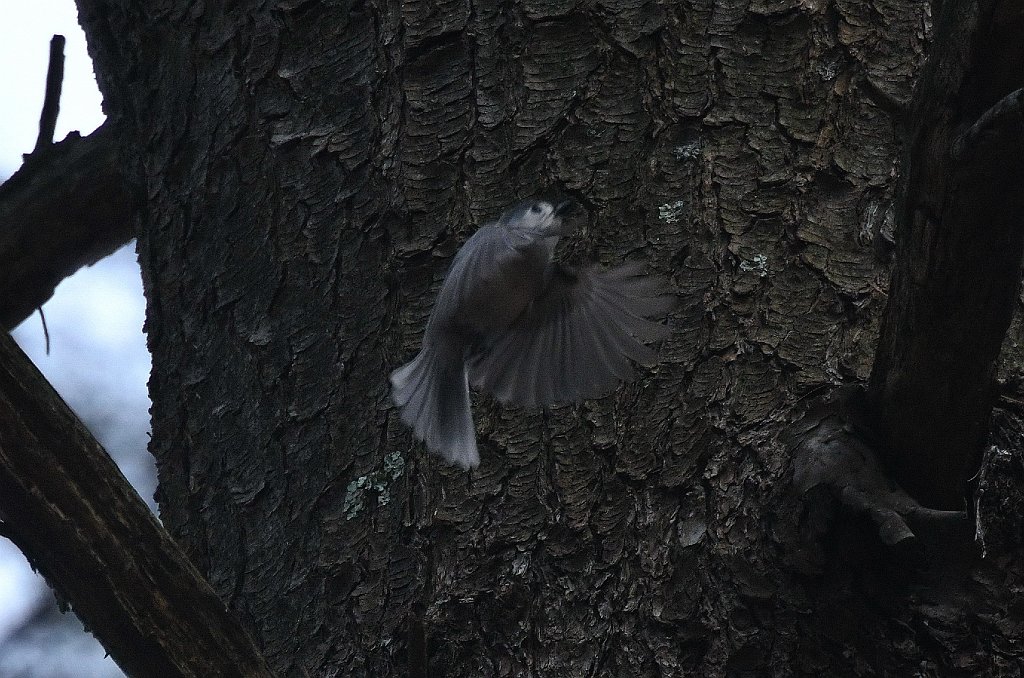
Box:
866;0;1024;509
951;88;1024;162
0;120;136;330
790;387;971;555
0;331;275;678
32;35;66;154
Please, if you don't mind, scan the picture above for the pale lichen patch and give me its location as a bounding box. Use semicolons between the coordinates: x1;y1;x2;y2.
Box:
342;450;406;520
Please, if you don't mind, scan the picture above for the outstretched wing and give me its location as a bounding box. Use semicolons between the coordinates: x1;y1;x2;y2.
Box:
467;263;674;408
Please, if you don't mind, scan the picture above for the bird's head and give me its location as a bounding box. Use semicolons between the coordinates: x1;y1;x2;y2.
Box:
499;199;577;236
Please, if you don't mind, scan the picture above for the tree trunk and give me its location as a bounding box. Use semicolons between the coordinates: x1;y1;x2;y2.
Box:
74;0;1024;675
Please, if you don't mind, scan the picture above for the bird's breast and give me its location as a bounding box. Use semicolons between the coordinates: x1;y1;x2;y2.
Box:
457;249;548;334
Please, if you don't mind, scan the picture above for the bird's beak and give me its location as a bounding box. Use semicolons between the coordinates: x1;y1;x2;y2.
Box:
554;200;577;217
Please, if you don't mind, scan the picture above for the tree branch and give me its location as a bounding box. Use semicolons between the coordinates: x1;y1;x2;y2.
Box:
0;330;275;678
951;88;1024;162
866;0;1024;509
790;387;971;554
32;35;66;155
0;120;136;330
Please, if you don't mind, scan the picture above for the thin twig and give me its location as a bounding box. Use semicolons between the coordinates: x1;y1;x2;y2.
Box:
37;307;50;355
31;34;66;155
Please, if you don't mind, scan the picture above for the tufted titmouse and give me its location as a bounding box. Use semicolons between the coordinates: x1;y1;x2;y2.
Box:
390;199;673;468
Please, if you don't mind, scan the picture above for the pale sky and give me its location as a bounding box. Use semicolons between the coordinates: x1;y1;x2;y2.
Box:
0;1;104;174
1;3;146;676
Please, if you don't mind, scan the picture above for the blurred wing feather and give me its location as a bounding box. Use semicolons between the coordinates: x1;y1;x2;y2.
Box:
469;263;674;407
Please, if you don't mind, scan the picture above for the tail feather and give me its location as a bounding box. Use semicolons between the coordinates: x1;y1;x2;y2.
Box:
390;341;479;469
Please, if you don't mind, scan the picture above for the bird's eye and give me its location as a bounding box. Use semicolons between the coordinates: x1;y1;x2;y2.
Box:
530;205;542;214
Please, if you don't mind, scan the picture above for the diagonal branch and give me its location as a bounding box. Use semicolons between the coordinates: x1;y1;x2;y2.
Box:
0;120;136;330
0;330;275;678
866;0;1024;509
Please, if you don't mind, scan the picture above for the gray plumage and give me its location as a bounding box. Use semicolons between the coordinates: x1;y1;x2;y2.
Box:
390;199;674;469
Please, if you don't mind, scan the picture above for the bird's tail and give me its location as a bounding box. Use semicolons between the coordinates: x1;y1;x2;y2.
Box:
390;340;479;468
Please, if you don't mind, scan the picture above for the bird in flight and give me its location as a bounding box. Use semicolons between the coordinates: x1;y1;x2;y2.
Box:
391;199;674;468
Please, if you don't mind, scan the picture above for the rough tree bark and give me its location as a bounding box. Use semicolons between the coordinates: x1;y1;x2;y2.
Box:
65;0;1024;675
